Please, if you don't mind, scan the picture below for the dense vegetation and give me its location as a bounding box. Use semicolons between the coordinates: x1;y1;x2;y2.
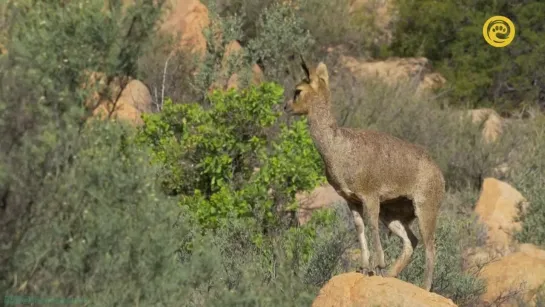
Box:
388;0;545;113
1;0;545;306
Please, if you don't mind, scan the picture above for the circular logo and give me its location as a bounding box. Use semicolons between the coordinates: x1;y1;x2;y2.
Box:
483;16;515;47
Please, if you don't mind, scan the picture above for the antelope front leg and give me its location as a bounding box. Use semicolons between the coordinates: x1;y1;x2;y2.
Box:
348;202;370;274
362;195;386;275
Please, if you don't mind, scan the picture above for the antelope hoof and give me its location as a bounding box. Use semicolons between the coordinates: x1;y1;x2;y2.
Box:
376;267;387;277
356;266;373;276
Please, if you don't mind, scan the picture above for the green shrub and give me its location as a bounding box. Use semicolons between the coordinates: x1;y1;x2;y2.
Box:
153;0;313;105
389;0;545;112
137;83;324;230
508;116;545;246
137;37;204;110
0;0;165;295
203;0;277;40
203;1;315;88
194;6;249;98
297;0;386;56
302;206;354;287
245;2;315;80
2;121;192;306
187;205;352;307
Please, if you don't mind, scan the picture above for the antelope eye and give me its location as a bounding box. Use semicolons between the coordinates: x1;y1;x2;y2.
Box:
294;89;302;99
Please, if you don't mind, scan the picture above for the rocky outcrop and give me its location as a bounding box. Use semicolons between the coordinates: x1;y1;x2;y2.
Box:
295;184;345;225
463;178;545;306
93;79;153;126
338;55;446;94
474;178;529;255
82;71;152;126
478;244;545;306
312;273;457;307
101;0;210;56
208;40;264;92
469;108;504;143
159;0;210;56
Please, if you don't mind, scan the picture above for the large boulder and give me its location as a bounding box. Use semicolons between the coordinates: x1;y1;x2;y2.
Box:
478;244;545;306
101;0;210;56
159;3;265;89
209;40;264;92
81;70;124;111
469;108;503;143
82;71;153;126
312;273;457;307
159;0;210;56
93;79;153;126
338;55;446;94
295;184;345;225
474;178;529;255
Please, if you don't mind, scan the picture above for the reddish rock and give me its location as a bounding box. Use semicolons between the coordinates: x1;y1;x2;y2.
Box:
313;273;457;307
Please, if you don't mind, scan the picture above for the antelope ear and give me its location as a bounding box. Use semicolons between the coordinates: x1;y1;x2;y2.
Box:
315;62;329;87
300;54;310;80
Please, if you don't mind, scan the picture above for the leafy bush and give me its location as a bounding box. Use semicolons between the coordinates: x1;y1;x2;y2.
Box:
137;38;204;111
137;82;324;230
297;0;386;56
204;0;315;89
507;116;545;246
6;0;545;305
2;122;193;306
146;0;311;106
302;206;354;287
203;0;278;40
186;205;352;307
0;0;164;293
245;2;315;81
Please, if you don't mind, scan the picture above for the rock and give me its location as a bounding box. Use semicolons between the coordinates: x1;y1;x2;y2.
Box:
474;178;529;255
101;0;209;56
160;3;264;91
97;79;153;126
453;108;504;144
312;273;457;307
339;55;446;94
160;0;210;57
210;40;265;91
295;184;346;225
478;245;545;306
81;71;124;110
419;72;447;93
250;63;265;85
463;246;503;274
84;72;153;126
469;108;503;143
209;40;244;91
518;243;545;260
223;40;243;61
